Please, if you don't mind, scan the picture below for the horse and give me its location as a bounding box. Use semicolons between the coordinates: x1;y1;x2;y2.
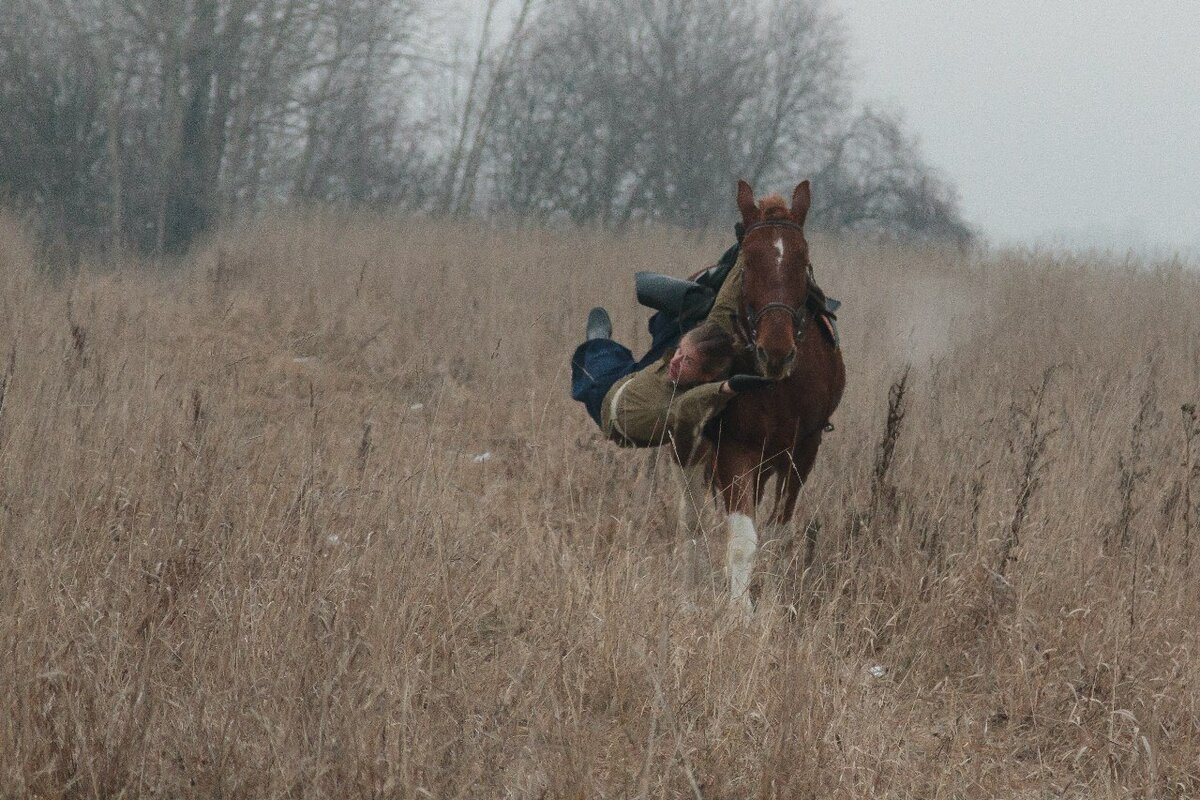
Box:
677;179;845;612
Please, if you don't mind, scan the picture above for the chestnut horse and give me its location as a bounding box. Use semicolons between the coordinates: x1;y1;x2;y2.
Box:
677;179;845;611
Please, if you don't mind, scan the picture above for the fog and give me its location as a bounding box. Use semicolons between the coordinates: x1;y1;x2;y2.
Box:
836;0;1200;254
4;0;1195;256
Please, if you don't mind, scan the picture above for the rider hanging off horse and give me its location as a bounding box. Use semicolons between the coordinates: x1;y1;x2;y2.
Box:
570;179;846;611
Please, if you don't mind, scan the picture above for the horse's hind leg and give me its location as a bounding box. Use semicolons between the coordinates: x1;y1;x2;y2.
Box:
770;466;804;529
758;468;799;560
672;460;710;590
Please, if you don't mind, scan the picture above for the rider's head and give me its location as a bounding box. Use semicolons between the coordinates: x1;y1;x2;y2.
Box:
668;322;735;385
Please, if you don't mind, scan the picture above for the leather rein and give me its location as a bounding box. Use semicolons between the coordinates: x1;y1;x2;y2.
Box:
736;219;812;349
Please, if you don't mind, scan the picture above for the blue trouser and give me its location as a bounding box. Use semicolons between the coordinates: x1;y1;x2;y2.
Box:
570;311;685;427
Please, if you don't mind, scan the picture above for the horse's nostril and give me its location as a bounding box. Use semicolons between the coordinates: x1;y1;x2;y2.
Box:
756;345;768;362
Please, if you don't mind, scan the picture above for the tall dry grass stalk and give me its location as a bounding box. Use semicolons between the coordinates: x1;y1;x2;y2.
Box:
2;210;1199;797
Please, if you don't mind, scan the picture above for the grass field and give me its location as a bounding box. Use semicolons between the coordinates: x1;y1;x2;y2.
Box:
2;210;1199;798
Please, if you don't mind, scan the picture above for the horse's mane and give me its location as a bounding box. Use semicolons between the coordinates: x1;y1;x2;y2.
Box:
758;194;789;220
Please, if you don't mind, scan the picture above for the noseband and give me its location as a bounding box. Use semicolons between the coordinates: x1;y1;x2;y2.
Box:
737;219;811;348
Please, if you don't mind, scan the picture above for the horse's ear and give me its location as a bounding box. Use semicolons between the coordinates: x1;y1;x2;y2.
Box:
736;180;760;226
791;180;811;227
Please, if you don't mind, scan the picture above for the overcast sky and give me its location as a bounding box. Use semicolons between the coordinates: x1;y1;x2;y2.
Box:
834;0;1200;254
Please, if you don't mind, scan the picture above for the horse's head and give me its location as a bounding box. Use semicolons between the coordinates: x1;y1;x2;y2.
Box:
735;179;812;380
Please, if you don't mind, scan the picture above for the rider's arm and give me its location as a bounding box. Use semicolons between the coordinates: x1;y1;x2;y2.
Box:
665;381;732;439
662;380;734;462
601;366;733;449
601;368;671;446
705;251;743;337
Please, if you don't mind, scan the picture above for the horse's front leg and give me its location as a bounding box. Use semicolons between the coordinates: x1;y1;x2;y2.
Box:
715;444;764;613
770;433;823;525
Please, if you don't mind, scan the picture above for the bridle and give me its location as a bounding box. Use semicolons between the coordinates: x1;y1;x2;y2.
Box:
736;219;812;348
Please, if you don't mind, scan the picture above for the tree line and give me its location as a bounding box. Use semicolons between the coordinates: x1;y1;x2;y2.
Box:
0;0;973;255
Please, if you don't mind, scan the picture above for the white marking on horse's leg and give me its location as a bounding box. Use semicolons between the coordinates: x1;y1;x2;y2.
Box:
727;512;758;612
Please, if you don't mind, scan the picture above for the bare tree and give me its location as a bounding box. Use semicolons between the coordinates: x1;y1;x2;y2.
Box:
0;0;110;245
482;0;970;240
811;108;973;243
434;0;536;217
734;0;849;189
488;0;769;227
288;0;428;207
0;0;972;247
0;0;431;253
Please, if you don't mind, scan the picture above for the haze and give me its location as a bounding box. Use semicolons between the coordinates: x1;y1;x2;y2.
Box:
837;0;1200;255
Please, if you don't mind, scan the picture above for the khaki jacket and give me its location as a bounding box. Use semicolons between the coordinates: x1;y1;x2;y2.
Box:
598;255;746;456
600;359;730;458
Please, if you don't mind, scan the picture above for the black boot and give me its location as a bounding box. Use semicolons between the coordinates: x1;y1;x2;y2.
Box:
586;307;612;341
635;272;715;324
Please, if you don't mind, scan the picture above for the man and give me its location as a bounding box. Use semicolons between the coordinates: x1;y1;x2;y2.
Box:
570;239;770;462
570;226;839;458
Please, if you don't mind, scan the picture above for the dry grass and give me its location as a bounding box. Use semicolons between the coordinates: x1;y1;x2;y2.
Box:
1;209;1199;798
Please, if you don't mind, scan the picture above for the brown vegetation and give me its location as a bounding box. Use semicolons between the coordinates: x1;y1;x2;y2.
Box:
1;211;1198;797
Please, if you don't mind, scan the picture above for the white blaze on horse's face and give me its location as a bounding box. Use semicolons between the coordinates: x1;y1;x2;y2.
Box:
773;237;794;333
748;233;801;380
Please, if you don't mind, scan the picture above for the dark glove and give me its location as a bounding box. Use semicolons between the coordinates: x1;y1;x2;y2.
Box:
726;374;773;393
